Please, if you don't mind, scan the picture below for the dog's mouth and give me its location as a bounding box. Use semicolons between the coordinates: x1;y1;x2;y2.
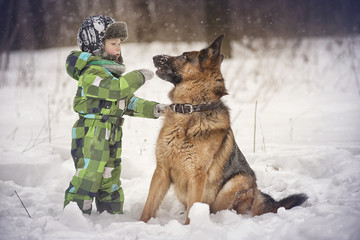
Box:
153;55;182;85
154;67;167;79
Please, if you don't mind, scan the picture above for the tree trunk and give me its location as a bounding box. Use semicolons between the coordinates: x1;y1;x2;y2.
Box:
205;0;232;58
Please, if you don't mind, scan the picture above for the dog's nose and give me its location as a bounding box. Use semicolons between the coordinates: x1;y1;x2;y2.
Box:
153;55;161;64
153;55;166;65
153;55;162;61
154;55;171;64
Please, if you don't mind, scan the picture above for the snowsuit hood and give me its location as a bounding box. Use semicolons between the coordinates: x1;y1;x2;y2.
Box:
66;51;100;81
66;51;126;81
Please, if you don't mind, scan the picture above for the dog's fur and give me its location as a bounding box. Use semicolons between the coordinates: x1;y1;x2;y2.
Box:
140;34;308;224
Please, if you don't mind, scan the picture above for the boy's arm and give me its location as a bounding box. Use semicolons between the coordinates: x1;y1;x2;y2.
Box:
125;96;160;119
81;67;147;101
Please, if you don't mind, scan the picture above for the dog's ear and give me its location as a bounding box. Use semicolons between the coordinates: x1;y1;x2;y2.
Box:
208;34;224;58
199;34;225;63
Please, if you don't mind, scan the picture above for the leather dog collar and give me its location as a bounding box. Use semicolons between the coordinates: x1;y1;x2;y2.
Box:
170;101;221;114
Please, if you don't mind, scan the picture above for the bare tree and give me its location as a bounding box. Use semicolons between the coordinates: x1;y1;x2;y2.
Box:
0;0;19;71
131;0;156;42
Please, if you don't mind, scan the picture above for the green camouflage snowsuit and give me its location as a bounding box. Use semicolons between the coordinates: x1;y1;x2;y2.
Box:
64;51;158;214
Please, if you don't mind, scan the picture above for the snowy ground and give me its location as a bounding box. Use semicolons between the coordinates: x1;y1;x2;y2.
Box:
0;36;360;240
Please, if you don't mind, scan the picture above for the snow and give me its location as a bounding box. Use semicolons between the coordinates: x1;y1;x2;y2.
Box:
1;36;360;240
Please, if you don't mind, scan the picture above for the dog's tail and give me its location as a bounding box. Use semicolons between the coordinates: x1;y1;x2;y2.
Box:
252;190;308;216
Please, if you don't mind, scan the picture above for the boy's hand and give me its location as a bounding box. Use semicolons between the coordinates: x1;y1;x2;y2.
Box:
154;104;168;118
138;69;154;81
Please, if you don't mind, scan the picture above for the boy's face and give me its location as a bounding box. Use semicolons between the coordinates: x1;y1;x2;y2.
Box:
104;38;121;60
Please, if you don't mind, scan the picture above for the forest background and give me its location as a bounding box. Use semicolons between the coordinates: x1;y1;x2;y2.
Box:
1;0;359;61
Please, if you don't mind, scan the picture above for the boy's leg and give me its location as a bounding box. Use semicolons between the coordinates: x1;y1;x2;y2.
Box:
64;119;110;214
96;125;124;214
95;164;124;214
64;185;93;214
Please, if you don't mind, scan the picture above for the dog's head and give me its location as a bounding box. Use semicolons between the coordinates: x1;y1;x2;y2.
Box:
153;34;227;103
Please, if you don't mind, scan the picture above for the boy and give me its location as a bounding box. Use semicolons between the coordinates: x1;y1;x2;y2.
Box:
64;15;165;214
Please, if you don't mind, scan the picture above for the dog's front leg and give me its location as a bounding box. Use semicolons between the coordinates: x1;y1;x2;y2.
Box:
140;167;171;222
185;173;207;224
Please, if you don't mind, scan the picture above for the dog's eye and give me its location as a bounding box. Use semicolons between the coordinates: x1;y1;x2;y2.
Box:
182;54;189;61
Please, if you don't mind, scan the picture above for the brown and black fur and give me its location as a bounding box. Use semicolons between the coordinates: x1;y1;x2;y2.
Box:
140;34;308;224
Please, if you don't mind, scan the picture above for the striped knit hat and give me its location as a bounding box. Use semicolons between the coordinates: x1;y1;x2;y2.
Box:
77;15;128;54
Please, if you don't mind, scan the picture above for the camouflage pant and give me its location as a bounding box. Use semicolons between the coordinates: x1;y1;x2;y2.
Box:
64;117;124;214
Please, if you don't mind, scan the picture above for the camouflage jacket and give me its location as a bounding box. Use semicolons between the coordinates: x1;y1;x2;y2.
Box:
66;51;158;120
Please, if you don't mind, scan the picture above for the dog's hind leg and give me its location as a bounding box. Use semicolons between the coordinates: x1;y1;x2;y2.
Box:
140;167;171;222
210;174;256;214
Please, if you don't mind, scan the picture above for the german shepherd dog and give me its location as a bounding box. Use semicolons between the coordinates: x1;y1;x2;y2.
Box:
141;34;308;224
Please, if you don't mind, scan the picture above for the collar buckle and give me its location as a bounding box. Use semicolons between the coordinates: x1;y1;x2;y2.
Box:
171;103;194;113
183;104;194;113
